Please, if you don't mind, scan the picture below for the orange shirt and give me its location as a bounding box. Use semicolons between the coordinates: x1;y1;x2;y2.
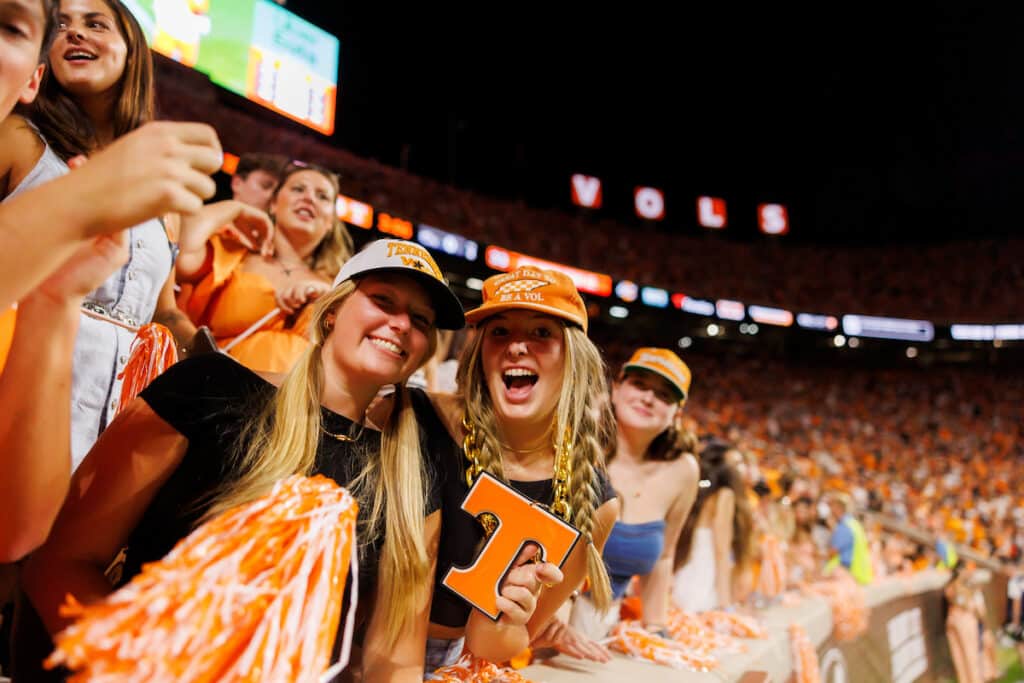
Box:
179;235;315;374
0;305;15;373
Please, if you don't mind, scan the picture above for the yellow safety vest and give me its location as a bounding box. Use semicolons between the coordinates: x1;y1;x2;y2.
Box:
936;540;958;570
825;516;874;585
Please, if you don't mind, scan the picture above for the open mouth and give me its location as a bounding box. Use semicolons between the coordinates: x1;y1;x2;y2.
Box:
368;335;405;358
64;50;97;62
502;368;538;400
294;206;316;220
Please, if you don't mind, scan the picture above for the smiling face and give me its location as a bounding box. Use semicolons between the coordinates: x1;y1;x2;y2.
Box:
0;0;47;118
611;369;678;439
322;273;436;390
48;0;126;99
479;310;566;431
271;168;337;252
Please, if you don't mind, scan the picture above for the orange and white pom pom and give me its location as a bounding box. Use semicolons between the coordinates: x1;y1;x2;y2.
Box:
116;322;178;414
606;621;718;672
47;474;359;683
666;608;737;654
700;610;769;640
803;574;868;642
430;653;539;682
790;623;820;683
756;534;788;598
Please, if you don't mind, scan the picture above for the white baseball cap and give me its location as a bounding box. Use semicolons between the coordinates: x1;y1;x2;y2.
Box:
332;239;465;329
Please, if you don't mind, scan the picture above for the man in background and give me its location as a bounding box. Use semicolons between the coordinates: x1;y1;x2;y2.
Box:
825;491;874;585
231;153;287;211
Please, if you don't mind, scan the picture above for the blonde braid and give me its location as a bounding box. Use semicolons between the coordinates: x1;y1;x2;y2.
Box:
561;345;613;609
455;330;505;482
551;327;614;607
570;451;612;609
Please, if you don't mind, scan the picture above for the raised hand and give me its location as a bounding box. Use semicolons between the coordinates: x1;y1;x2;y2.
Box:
222;203;275;256
275;280;330;314
178;200;275;256
78;122;222;235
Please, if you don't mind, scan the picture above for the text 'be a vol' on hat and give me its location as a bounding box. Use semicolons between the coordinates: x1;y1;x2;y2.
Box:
332;239;465;329
623;347;692;401
464;267;588;332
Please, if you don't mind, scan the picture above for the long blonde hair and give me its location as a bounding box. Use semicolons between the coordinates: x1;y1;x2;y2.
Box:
310;219;354;279
205;279;437;646
456;322;614;609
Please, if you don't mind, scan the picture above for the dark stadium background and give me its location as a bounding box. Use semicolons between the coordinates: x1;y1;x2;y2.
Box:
283;2;1022;245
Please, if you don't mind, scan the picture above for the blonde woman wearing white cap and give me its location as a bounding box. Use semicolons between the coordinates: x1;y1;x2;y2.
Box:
410;266;620;669
17;239;465;681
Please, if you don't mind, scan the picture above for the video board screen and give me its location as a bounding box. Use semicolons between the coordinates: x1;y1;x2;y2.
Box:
125;0;339;135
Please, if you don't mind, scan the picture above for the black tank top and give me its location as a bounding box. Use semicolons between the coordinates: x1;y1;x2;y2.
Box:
12;353;445;681
404;391;617;628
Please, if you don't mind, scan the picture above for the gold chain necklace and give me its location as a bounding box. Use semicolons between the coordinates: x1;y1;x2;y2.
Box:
461;413;574;536
270;254;305;277
498;424;554;456
322;420;366;443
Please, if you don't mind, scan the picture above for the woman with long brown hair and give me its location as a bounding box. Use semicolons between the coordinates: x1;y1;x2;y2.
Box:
0;0;223;562
0;0;229;467
673;439;754;612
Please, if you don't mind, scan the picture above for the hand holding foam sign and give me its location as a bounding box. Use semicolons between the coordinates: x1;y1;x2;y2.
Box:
443;472;581;621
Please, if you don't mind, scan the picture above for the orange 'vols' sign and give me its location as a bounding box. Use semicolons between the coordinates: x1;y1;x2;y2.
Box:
442;472;582;621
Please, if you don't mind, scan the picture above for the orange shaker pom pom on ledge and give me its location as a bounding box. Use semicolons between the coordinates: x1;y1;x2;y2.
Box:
47;475;359;683
604;607;773;672
607;621;718;671
116;322;178;414
430;652;539;682
700;610;770;640
790;623;821;683
802;573;869;642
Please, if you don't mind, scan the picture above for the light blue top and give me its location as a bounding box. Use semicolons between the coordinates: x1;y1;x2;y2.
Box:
603;519;667;599
829;514;856;568
5;123;173;467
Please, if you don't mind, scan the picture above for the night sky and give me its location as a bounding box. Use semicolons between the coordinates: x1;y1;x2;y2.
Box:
284;2;1024;245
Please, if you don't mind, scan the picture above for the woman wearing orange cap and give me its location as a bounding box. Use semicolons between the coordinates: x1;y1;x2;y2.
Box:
567;348;699;642
412;266;620;670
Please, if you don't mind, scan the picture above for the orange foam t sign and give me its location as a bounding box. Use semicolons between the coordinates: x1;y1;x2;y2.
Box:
442;472;582;621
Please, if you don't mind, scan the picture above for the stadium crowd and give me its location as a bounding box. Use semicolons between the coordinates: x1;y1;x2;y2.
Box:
155;59;1024;325
0;2;1020;682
